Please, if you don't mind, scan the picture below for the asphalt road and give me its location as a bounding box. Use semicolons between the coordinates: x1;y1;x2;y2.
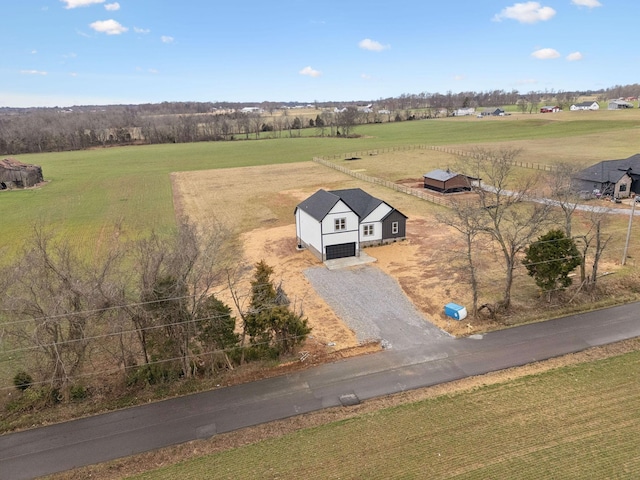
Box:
1;302;639;479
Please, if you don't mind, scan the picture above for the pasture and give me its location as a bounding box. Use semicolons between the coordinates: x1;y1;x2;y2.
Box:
2;109;640;259
4;109;640;477
126;340;640;480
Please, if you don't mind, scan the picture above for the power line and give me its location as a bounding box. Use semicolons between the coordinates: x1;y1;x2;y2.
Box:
0;330;315;392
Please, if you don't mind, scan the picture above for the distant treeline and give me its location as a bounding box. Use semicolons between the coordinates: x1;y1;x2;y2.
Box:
1;84;639;156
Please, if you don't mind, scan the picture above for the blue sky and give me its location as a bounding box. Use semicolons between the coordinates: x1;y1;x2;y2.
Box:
2;0;636;107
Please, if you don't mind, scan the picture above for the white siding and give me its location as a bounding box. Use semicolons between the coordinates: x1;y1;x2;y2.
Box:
296;209;322;253
361;203;392;223
321;200;359;248
361;222;382;242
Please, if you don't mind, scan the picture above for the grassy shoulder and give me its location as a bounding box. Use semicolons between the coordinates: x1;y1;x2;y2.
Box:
46;337;640;480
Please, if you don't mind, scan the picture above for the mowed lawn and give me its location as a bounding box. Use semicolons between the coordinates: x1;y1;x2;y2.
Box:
130;348;640;479
2;110;640;258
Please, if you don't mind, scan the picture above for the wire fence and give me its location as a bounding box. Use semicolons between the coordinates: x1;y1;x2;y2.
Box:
313;145;558;207
313;155;453;207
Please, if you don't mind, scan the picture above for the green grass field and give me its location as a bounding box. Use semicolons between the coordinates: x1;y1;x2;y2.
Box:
130;347;640;479
3;109;640;478
3;110;640;258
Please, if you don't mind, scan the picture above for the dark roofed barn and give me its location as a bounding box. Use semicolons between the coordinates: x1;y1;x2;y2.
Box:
0;158;44;189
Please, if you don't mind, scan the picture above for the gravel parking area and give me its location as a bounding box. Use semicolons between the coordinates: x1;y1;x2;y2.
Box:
304;265;451;350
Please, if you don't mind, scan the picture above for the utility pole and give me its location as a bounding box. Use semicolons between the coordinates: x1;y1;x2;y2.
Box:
622;198;636;265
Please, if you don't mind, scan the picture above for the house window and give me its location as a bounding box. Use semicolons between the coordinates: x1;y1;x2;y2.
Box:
363;224;374;236
392;222;399;234
620;184;627;192
335;218;346;231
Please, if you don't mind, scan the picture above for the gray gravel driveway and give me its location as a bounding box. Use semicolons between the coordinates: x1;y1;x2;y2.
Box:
305;265;451;350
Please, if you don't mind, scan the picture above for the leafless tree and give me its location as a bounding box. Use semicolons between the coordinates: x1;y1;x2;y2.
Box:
461;148;553;311
549;161;584;238
437;198;486;317
335;107;359;137
3;225;123;399
126;219;236;378
573;209;612;291
526;91;540;114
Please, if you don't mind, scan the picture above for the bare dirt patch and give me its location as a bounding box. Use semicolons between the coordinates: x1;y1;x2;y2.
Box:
169;161;552;343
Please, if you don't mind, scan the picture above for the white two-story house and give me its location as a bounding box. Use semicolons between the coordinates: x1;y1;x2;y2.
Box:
295;188;407;261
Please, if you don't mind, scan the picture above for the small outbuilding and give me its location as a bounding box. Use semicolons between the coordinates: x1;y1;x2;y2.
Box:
295;188;407;261
608;99;634;110
423;169;476;193
0;158;44;189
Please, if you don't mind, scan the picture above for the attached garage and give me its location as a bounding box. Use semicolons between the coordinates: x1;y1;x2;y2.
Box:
326;243;356;260
295;188;407;262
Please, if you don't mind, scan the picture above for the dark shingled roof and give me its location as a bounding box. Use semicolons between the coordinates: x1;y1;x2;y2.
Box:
294;189;340;222
573;101;598;107
328;188;385;219
295;188;392;221
574;154;640;184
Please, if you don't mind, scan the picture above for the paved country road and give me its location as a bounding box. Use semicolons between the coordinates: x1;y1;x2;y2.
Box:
1;299;639;479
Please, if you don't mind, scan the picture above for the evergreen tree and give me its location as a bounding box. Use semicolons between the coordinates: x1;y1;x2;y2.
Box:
522;229;581;297
196;295;240;371
245;260;311;358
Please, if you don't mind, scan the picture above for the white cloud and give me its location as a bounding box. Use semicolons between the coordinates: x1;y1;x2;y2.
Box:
566;51;583;61
31;50;37;54
571;0;602;7
148;68;159;74
161;35;174;43
20;70;48;75
531;47;561;59
361;73;372;80
69;72;78;77
104;2;120;11
299;66;321;78
90;19;128;35
134;27;150;34
453;74;465;81
61;0;105;8
493;2;556;23
358;38;390;52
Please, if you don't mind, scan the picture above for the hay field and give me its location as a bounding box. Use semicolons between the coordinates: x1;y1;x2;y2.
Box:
128;341;640;480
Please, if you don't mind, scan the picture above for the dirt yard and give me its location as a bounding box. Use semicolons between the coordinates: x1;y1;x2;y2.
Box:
171;161;506;351
171;160;629;348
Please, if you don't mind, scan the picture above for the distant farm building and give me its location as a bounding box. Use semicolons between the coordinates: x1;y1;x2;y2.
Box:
608;99;634;110
0;158;44;189
423;169;477;193
480;108;505;116
453;107;475;116
540;105;561;113
570;101;599;111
